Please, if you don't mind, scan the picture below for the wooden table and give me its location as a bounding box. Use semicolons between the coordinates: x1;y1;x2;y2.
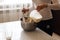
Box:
0;21;53;40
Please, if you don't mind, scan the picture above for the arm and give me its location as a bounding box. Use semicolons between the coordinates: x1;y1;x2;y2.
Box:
48;0;60;10
36;4;48;11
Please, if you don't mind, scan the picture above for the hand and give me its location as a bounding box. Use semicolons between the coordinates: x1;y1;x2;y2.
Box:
22;8;29;14
36;3;48;11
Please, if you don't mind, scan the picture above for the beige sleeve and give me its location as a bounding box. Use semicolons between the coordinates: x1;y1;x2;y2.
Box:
48;0;60;10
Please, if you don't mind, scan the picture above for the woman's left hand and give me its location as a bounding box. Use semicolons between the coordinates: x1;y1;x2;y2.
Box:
36;3;48;11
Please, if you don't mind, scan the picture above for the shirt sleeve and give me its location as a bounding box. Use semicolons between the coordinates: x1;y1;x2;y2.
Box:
48;0;60;10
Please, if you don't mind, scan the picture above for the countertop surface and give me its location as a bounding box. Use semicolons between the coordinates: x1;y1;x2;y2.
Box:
0;21;53;40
